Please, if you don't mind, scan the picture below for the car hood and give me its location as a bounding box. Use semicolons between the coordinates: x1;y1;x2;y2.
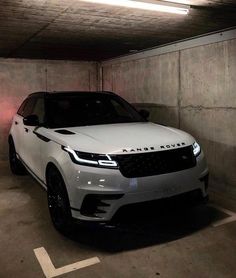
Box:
40;122;195;154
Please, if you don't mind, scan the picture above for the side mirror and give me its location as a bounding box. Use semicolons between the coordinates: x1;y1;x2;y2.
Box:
139;109;150;120
23;115;39;126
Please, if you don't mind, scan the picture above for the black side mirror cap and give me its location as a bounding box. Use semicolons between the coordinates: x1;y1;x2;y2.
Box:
139;109;150;120
23;114;39;126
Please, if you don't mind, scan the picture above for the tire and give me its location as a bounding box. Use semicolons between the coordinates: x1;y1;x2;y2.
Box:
47;166;74;235
9;139;27;175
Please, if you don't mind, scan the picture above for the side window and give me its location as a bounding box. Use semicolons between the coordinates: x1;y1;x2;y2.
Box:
32;98;45;124
19;97;36;118
17;99;27;116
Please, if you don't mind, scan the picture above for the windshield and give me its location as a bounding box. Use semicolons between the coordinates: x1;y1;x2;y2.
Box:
46;93;146;128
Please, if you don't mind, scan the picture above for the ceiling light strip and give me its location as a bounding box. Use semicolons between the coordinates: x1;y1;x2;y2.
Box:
80;0;190;15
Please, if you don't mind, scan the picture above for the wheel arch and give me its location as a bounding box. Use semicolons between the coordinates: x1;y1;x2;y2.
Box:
45;162;60;184
8;134;13;144
45;161;68;190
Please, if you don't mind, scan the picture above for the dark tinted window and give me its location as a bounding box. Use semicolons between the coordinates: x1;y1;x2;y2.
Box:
46;93;145;128
17;99;27;116
32;97;45;124
18;97;36;117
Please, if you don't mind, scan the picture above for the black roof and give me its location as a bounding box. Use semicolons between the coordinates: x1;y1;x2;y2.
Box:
28;91;116;97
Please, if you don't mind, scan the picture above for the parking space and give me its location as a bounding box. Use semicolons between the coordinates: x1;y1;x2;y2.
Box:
1;161;236;278
0;1;236;277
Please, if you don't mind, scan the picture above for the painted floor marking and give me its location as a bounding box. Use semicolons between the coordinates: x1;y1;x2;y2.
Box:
34;247;100;278
209;204;236;227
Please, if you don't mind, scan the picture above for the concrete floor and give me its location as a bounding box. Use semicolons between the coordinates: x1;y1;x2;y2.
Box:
0;160;236;278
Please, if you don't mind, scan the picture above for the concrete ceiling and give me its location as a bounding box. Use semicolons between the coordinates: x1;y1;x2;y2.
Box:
0;0;235;61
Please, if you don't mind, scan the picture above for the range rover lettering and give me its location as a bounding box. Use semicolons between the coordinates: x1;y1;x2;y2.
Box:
9;91;209;233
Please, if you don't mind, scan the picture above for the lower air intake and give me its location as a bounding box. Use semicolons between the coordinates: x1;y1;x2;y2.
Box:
80;194;124;218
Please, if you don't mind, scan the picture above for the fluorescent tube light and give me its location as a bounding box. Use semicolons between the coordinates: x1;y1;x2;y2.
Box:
80;0;190;15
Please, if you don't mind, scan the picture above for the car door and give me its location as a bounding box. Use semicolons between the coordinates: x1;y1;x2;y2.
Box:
21;96;45;180
11;99;27;157
15;97;36;161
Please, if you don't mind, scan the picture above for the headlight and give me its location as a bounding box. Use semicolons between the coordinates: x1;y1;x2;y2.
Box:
193;141;201;157
62;146;118;168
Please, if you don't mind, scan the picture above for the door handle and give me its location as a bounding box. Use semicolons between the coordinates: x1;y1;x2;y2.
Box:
24;127;29;133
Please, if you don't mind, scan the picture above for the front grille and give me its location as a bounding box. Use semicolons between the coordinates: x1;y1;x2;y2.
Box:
112;146;196;178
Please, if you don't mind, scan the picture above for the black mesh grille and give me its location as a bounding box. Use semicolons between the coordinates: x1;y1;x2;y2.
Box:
80;194;124;218
112;146;196;178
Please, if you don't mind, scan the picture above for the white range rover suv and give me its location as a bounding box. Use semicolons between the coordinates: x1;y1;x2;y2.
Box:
9;91;209;233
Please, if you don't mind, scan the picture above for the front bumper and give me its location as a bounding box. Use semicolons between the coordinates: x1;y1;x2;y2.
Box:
64;151;208;222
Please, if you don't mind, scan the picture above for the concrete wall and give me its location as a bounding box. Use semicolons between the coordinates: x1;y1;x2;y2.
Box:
101;39;236;198
0;58;98;160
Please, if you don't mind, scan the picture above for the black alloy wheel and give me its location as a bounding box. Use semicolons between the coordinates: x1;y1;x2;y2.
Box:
9;139;27;175
47;166;74;235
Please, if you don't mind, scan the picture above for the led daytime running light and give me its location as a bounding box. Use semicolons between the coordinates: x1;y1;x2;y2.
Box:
63;146;118;167
64;146;98;165
193;141;201;156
